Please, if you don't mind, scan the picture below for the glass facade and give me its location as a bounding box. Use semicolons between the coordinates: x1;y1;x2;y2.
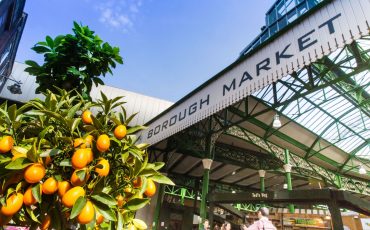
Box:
240;0;327;56
0;0;27;94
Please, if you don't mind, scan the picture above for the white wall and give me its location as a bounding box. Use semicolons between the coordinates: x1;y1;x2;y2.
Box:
0;62;173;126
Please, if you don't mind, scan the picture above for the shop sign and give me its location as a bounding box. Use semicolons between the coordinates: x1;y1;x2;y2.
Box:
141;0;370;145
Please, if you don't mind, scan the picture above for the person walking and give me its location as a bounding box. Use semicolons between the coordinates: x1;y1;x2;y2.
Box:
246;207;276;230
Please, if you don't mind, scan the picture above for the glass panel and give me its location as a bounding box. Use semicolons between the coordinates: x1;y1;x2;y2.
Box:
276;0;286;19
270;23;278;36
268;8;277;26
287;8;298;23
286;0;296;12
0;10;8;32
307;0;317;8
260;30;269;42
297;2;308;15
278;17;288;31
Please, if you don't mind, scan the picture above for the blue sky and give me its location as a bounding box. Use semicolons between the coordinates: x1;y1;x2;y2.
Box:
16;0;275;102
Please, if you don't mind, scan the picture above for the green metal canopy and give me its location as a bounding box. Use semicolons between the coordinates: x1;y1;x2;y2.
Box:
146;1;370;227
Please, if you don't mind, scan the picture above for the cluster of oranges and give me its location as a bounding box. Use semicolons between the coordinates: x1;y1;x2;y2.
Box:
0;110;157;228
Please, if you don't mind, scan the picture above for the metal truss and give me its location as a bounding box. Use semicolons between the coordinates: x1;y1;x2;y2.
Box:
151;38;370;198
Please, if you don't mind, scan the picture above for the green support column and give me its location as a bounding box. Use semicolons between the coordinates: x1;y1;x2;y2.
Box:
335;174;343;189
199;158;213;230
152;183;165;230
258;170;266;192
284;149;294;213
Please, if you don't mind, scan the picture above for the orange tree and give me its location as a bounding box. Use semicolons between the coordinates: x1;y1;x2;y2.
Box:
0;89;173;229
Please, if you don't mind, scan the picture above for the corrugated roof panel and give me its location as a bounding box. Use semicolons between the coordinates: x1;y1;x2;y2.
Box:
1;62;173;126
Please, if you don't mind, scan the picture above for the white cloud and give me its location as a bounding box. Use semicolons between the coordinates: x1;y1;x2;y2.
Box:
94;0;143;32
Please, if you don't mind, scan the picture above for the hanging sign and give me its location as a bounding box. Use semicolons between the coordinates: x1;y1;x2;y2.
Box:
141;0;370;145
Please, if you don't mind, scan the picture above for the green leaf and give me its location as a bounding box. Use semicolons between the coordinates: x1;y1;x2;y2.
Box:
133;219;148;229
129;148;143;161
92;77;104;86
26;140;38;163
138;168;157;177
127;125;146;135
67;102;82;119
5;157;33;170
26;206;41;223
76;169;86;181
133;158;142;177
7;104;17;122
31;45;50;53
70;196;87;219
32;183;42;203
117;211;123;230
121;152;129;163
91;115;103;130
39;149;61;157
46;35;54;48
93;202;117;221
124;198;149;211
150;174;175;186
136;143;150;150
59;159;72;167
53;35;64;46
125;113;138;125
90;193;117;207
71;118;81;133
153;162;165;171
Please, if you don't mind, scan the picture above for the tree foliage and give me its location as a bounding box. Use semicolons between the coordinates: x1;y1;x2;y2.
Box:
0;89;173;229
25;22;123;100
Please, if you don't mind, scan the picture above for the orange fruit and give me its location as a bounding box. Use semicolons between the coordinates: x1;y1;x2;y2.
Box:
116;194;124;207
71;148;92;169
24;163;46;184
114;125;127;140
23;186;41;206
144;179;156;197
62;186;85;208
41;214;51;230
77;200;95;224
0;136;14;153
1;193;23;216
96;211;104;225
57;181;71;197
81;110;93;125
86;149;93;164
95;159;110;177
96;134;110;152
73;138;85;148
132;177;142;188
71;169;90;186
42;177;58;194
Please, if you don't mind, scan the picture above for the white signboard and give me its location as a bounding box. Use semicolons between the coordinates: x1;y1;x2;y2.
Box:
141;0;370;145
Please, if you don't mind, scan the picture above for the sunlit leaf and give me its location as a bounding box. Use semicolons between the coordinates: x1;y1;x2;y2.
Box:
124;198;149;211
70;196;87;219
91;193;117;207
150;174;175;186
5;157;33;170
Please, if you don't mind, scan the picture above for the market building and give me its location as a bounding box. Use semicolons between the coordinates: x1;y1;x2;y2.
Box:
138;0;370;229
0;0;369;229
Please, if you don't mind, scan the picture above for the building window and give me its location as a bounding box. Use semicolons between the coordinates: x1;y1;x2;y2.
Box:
0;10;8;32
